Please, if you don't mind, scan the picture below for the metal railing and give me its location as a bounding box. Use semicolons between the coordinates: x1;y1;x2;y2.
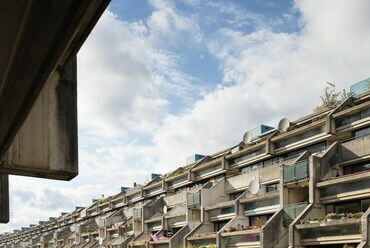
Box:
187;192;201;208
301;223;361;239
283;202;308;227
283;160;309;183
133;209;142;220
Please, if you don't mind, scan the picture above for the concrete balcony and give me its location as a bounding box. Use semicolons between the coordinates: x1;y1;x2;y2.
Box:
165;167;191;190
207;204;236;222
106;234;134;248
144;185;165;198
317;171;370;188
220;229;260;248
295;218;362;247
319;177;370;203
164;185;200;207
225;170;258;194
239;190;279;205
192;160;223;181
97;200;111;213
164;204;187;229
129;232;151;247
111;194;125;209
187;232;217;248
145;215;163;233
219;215;261;248
243;196;280;217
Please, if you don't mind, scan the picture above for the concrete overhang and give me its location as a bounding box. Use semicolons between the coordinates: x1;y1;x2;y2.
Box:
0;0;111;223
0;0;109;161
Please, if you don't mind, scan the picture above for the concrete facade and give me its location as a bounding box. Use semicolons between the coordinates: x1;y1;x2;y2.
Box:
2;92;370;247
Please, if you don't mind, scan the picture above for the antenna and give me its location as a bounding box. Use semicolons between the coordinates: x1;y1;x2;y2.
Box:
326;82;335;92
278;118;290;132
248;179;260;195
243;131;252;144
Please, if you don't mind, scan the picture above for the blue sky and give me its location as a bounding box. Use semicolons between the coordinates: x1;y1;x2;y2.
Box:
2;0;370;233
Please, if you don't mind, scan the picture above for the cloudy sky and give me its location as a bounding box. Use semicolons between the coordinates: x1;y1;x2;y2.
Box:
2;0;370;233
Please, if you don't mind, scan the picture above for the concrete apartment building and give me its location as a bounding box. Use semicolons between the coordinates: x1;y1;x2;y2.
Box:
1;79;370;248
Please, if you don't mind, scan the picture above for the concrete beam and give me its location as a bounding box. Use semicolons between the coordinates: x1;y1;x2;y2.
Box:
0;59;78;180
0;174;9;223
0;0;110;163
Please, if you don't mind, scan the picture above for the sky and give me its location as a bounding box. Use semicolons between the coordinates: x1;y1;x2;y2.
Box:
2;0;370;233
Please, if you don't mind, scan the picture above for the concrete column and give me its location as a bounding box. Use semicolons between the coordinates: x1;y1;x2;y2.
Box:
0;174;9;223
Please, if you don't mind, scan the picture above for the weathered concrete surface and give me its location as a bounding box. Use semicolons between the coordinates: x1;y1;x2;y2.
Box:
0;0;110;159
0;0;112;179
0;174;9;223
0;59;78;180
339;135;370;162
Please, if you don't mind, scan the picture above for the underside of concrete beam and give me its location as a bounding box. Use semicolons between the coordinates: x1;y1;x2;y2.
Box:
0;59;78;180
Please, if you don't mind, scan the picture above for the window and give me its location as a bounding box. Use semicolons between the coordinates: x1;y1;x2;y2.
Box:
250;214;273;226
265;183;279;192
214;220;229;231
230;147;266;166
230;192;242;200
244;197;279;211
194;164;222;178
353;126;370;138
220;206;235;215
343;160;370;175
326;198;370;214
336;108;370;128
275;125;325;149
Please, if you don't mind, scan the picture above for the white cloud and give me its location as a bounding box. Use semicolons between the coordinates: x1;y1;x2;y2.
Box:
143;0;370;173
78;9;200;138
147;0;202;45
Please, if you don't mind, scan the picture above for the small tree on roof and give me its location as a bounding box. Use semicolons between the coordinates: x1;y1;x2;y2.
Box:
314;84;355;113
314;87;340;113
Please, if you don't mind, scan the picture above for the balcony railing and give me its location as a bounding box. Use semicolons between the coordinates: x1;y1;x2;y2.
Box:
283;160;309;183
187;192;201;208
133;209;142;220
300;223;361;239
283;202;307;227
223;231;260;246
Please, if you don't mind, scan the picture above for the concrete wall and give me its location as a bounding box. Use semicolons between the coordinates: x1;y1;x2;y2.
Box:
339;135;370;162
202;179;228;207
121;234;134;248
164;191;186;207
225;170;258;193
144;198;164;220
0;60;78;180
261;209;288;248
315;142;338;181
311;143;338;204
169;225;189;248
259;163;280;182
